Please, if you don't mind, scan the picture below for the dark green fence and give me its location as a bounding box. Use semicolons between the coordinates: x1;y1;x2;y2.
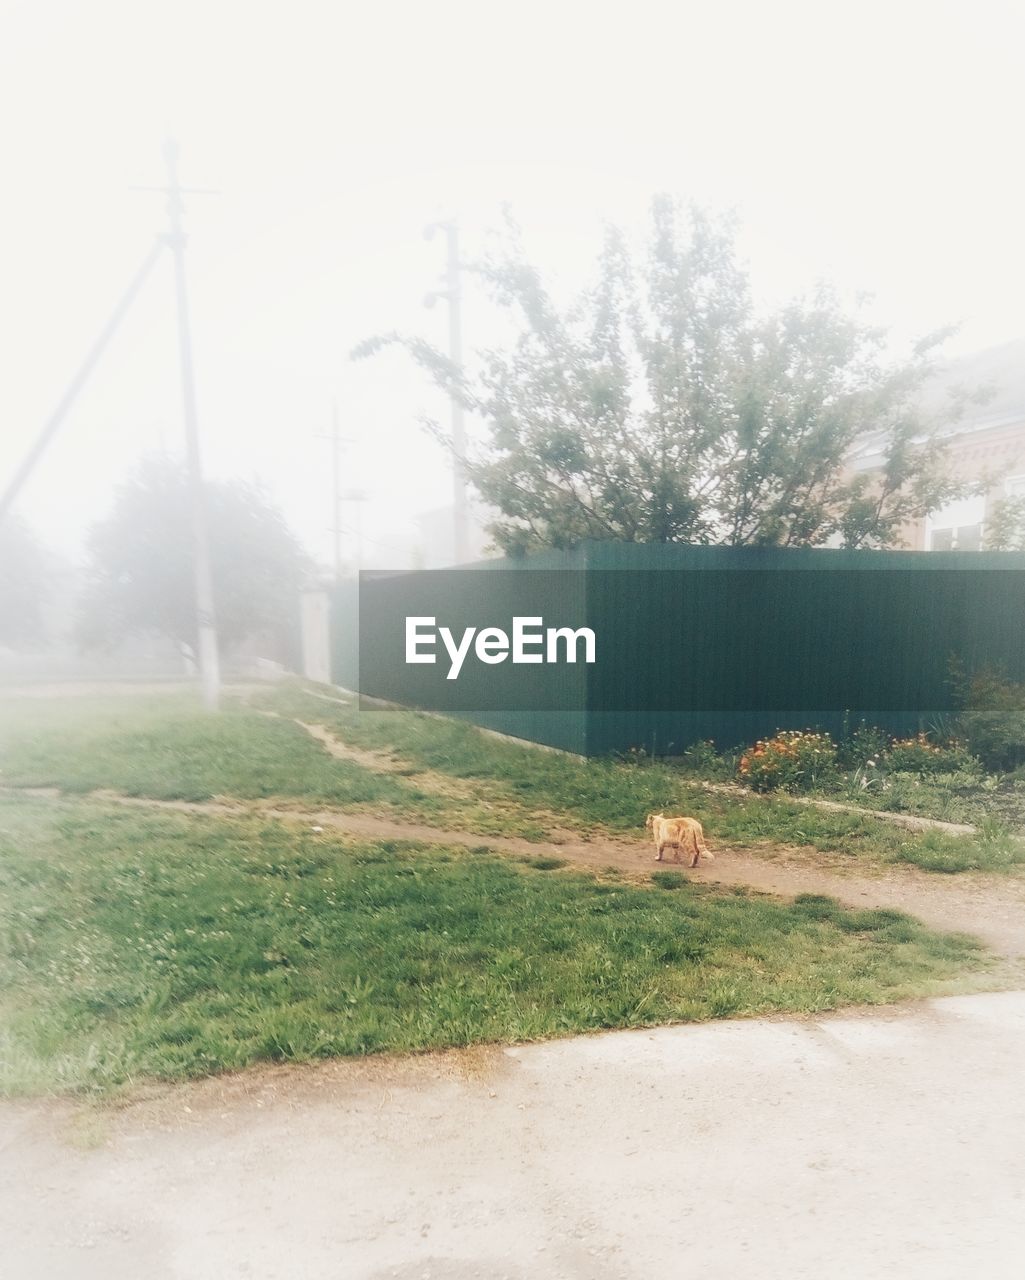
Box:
331;542;1025;756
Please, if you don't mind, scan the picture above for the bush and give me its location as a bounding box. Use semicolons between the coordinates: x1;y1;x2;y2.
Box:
737;730;838;792
838;723;889;771
958;669;1025;773
886;733;976;776
678;739;730;778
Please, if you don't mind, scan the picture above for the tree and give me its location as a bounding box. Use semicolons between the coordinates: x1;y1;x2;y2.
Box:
0;516;50;649
357;198;981;554
983;496;1025;551
77;459;310;659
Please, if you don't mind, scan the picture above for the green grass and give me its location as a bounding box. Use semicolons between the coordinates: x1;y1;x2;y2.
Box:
0;793;987;1095
0;693;541;838
679;726;1025;835
651;870;688;890
824;770;1025;833
255;684;1025;873
3;685;1023;871
0;694;408;804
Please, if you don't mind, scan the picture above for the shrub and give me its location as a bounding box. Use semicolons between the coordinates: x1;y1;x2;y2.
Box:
957;669;1025;773
678;739;726;776
837;723;889;771
887;733;976;776
737;730;838;792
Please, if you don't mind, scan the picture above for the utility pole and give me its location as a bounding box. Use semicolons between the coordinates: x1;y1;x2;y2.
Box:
330;401;342;579
0;141;222;712
340;486;369;570
0;241;164;525
317;401;355;580
161;138;221;711
424;219;469;564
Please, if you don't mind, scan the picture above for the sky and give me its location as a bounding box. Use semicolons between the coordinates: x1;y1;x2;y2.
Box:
2;0;1024;571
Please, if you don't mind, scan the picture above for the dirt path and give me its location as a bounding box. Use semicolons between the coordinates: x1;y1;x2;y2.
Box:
290;712;984;838
254;709;488;804
270;718;1024;956
8;783;1025;961
4;991;1025;1278
121;795;1025;961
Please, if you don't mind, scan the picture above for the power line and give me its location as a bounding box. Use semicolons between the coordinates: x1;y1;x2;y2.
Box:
0;139;222;713
0;240;164;524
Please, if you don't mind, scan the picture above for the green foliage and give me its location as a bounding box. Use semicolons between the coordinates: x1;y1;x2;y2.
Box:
983;495;1025;551
894;823;1024;873
76;457;310;658
886;733;975;775
0;793;986;1093
0;694;412;806
839;767;999;827
679;739;730;777
0;693;546;839
4;685;1022;878
957;668;1025;771
737;730;838;792
837;722;889;770
357;199;979;554
263;684;1024;871
651;870;687;890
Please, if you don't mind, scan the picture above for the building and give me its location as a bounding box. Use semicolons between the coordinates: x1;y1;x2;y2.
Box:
412;499;498;568
848;340;1025;550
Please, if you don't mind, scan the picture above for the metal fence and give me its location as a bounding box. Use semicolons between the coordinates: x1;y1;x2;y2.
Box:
331;542;1025;756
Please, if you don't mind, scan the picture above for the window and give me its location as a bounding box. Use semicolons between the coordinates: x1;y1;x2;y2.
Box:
1005;475;1025;499
929;525;982;551
925;494;986;551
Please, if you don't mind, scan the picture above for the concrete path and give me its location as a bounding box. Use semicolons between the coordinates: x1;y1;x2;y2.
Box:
4;991;1025;1279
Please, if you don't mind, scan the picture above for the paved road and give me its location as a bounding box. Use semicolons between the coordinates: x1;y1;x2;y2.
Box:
3;992;1025;1279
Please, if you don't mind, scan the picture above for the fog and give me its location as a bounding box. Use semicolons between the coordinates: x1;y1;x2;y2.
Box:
5;9;1025;1263
2;0;1024;574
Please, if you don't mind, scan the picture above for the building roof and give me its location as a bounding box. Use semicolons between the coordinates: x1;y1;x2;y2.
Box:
848;339;1025;468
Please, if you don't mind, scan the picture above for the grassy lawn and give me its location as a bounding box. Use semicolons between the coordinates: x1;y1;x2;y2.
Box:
0;693;545;839
3;684;1023;872
815;771;1025;832
253;684;1025;873
0;792;987;1095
